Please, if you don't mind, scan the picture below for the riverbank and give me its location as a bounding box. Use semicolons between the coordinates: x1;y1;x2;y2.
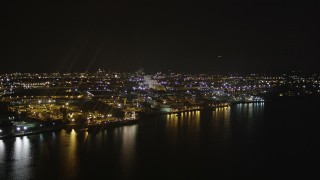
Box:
0;126;63;139
0;118;139;139
0;101;267;139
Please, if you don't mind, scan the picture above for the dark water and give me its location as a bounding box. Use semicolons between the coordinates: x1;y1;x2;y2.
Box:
1;101;319;179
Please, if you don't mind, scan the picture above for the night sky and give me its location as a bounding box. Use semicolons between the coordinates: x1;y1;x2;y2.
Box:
1;0;319;73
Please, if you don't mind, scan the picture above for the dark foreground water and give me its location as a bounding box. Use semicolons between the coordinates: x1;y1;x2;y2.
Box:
1;100;320;179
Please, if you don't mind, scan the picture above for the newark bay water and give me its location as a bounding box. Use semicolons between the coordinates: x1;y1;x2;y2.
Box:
1;99;320;179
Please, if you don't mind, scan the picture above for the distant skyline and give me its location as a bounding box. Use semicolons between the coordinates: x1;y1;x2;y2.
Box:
1;1;319;73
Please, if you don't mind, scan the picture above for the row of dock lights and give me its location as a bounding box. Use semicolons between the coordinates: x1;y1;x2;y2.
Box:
37;99;56;104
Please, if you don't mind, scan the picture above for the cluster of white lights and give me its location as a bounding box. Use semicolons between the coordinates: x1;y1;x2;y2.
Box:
16;126;28;131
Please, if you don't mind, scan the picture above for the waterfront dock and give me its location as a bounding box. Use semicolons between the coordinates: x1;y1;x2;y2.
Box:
0;118;139;139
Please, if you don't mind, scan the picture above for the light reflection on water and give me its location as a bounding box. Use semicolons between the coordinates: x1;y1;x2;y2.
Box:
0;104;265;179
165;111;201;145
1;137;33;180
59;129;78;178
7;102;316;179
166;110;201;130
14;137;31;179
213;107;231;128
117;125;137;175
0;140;5;178
0;140;4;161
